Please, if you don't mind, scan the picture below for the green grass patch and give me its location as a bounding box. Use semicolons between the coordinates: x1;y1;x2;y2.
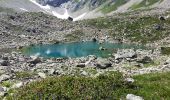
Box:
132;72;170;99
6;72;170;99
101;0;127;13
1;81;13;88
129;0;164;10
15;71;36;80
65;29;84;41
83;14;170;44
161;47;170;55
7;72;132;99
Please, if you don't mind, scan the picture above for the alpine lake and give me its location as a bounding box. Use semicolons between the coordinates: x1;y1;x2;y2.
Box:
21;41;146;58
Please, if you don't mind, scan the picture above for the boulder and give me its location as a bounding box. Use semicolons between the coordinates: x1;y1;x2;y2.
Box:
0;74;11;82
32;28;37;33
99;46;106;51
96;58;112;69
154;24;163;30
81;71;88;76
30;57;41;65
38;72;46;79
114;49;137;60
26;28;31;32
68;17;73;21
0;86;7;97
164;58;170;65
16;46;23;50
0;60;9;66
50;39;60;44
2;56;8;60
76;63;86;68
125;78;135;83
126;94;144;100
48;69;56;75
137;56;153;64
92;38;97;42
9;15;15;20
26;28;37;33
12;82;23;88
159;16;166;21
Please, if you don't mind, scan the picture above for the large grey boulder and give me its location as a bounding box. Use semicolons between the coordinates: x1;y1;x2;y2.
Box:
2;56;8;60
126;94;144;100
96;58;112;69
29;57;41;65
38;72;46;79
0;74;11;82
114;49;137;60
0;86;7;97
0;60;9;66
48;69;56;75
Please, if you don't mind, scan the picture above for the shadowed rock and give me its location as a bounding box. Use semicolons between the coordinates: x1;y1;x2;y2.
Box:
159;16;166;21
0;60;9;66
68;16;73;21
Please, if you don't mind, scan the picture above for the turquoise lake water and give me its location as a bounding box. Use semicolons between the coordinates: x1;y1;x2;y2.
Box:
22;41;145;58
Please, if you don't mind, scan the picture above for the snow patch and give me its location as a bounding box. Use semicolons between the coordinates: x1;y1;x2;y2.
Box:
29;0;86;21
20;8;28;12
73;13;87;21
52;9;69;19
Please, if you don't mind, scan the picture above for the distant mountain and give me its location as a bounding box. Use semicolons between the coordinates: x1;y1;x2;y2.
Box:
36;0;129;12
37;0;70;7
0;0;170;20
36;0;169;12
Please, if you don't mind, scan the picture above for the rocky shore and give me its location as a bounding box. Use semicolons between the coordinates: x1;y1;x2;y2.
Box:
0;48;170;97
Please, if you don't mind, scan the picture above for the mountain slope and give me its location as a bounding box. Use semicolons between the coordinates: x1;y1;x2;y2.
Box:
0;0;170;20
